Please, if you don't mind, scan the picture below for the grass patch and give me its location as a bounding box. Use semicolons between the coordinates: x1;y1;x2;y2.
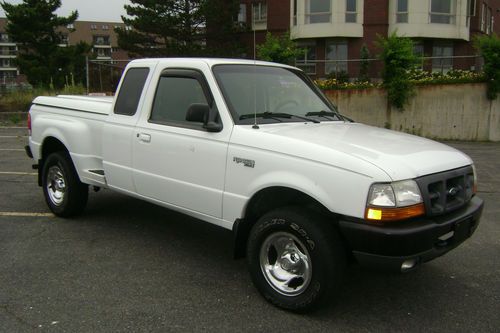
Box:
0;85;86;112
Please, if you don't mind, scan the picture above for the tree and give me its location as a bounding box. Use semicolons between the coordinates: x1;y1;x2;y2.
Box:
358;44;370;82
474;34;500;100
376;32;420;109
1;0;88;88
256;32;302;65
116;0;243;58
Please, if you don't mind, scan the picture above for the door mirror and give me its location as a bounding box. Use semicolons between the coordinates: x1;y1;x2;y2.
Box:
186;103;209;123
186;103;223;132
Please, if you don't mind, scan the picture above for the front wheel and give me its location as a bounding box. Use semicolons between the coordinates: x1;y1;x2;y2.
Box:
42;152;88;217
246;207;346;312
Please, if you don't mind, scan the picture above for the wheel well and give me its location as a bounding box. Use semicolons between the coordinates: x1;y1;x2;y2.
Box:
233;186;334;259
38;137;69;186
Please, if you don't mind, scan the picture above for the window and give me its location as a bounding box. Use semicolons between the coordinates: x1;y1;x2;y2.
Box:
397;0;408;23
430;0;455;24
481;3;487;31
0;33;10;42
102;25;109;30
60;34;69;46
293;0;297;25
114;68;150;116
150;75;210;127
413;42;424;69
90;24;97;30
96;48;111;58
1;59;11;68
486;6;493;34
237;4;246;23
325;41;348;74
296;43;317;74
306;0;331;24
346;0;357;23
432;43;453;73
93;35;110;45
252;3;267;23
67;23;74;29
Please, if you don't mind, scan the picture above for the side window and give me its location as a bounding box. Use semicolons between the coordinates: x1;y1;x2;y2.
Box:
150;74;211;127
114;67;150;116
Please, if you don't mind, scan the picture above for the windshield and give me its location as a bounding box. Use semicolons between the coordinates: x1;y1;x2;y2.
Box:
213;65;341;125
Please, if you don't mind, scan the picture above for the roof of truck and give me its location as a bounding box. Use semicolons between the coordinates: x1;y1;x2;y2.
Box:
128;57;297;70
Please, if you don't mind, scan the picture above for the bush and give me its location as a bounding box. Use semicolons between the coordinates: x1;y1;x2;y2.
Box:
257;32;303;65
376;32;420;110
474;34;500;100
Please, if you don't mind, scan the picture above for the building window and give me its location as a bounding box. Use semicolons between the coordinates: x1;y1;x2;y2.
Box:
345;0;357;23
90;24;97;30
252;2;267;23
486;6;493;34
430;0;455;24
293;0;297;25
102;25;109;30
67;23;74;29
0;33;10;42
95;48;111;58
306;0;331;24
432;43;453;73
237;4;246;23
396;0;408;23
325;40;348;75
93;35;110;46
296;43;317;74
413;42;424;69
1;59;11;68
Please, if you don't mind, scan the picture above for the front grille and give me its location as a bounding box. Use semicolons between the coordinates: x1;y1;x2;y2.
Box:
416;166;474;217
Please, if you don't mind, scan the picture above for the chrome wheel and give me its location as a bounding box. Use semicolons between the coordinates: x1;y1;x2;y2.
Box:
259;232;312;296
46;166;66;206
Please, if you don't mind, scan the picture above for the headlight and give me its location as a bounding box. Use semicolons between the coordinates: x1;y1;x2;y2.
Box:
366;180;425;222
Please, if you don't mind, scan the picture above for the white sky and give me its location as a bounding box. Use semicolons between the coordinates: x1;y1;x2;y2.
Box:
0;0;131;22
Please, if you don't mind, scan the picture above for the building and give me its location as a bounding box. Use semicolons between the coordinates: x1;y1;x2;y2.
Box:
238;0;500;78
0;18;130;83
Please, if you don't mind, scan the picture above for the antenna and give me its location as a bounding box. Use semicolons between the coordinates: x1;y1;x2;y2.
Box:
252;5;259;130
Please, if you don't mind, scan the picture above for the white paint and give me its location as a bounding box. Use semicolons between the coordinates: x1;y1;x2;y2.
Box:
0;212;54;217
0;149;24;151
0;171;37;175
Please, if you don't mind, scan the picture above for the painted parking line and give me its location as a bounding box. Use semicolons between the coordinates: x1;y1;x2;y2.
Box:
0;212;54;217
0;127;27;129
0;171;37;176
0;136;28;138
0;149;24;151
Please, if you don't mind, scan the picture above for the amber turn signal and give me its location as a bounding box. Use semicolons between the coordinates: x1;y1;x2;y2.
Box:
365;203;425;222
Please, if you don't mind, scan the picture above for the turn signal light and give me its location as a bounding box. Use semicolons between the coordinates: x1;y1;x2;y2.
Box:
365;203;425;222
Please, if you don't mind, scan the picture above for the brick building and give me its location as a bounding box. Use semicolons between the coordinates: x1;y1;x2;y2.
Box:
0;18;129;83
238;0;500;78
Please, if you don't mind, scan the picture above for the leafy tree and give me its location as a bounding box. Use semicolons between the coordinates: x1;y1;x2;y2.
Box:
1;0;87;88
116;0;243;57
474;34;500;100
256;32;302;65
376;32;420;109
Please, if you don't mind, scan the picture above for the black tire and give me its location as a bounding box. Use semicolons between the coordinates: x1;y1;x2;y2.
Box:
42;151;88;217
246;207;346;312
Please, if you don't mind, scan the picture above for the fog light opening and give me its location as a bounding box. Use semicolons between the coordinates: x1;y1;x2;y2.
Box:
401;259;418;272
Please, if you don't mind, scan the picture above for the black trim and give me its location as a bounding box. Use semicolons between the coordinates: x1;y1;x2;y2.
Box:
338;196;483;271
32;103;107;116
25;145;33;158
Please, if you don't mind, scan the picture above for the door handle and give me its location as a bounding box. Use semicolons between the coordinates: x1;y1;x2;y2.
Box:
137;133;151;143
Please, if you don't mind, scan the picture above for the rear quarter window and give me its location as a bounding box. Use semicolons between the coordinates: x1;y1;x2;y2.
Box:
114;67;150;116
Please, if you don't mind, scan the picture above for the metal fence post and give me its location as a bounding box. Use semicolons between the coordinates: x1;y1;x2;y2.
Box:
85;56;90;95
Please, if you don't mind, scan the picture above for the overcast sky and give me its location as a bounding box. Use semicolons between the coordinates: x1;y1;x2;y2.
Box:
0;0;131;22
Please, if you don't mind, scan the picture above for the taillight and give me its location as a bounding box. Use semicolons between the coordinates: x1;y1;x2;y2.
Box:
27;112;32;136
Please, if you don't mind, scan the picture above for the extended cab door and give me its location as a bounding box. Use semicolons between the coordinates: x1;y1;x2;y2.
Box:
131;61;231;219
102;62;156;193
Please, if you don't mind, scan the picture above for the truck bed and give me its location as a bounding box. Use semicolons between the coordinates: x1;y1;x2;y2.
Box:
33;95;113;115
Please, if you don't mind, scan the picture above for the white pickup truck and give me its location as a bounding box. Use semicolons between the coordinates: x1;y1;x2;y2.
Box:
26;58;483;311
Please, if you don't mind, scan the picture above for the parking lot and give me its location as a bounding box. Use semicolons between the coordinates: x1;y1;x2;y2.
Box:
0;125;499;332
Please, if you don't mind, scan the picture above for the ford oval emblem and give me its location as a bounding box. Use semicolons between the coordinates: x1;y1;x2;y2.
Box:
448;187;459;196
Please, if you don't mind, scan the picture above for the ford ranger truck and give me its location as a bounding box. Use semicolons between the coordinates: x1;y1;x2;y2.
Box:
25;58;484;312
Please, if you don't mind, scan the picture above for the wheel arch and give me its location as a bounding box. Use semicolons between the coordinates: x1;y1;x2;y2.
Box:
232;186;338;259
38;136;70;186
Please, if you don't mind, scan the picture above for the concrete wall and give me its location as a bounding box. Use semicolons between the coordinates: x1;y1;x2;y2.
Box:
325;83;500;142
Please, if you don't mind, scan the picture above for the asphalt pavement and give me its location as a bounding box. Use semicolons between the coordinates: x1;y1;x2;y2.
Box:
0;126;499;332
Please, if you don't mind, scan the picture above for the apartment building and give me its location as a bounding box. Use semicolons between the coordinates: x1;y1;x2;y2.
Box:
239;0;500;78
0;18;129;82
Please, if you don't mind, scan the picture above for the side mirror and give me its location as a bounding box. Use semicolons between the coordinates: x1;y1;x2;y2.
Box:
186;103;209;123
186;103;223;133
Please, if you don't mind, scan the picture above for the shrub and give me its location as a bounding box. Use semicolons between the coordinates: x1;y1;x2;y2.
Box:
376;32;420;110
474;34;500;100
257;32;303;65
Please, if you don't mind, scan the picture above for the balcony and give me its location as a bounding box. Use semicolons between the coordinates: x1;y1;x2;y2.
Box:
290;0;363;40
93;36;111;48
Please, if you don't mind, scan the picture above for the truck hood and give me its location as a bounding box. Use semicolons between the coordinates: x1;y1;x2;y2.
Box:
237;122;472;181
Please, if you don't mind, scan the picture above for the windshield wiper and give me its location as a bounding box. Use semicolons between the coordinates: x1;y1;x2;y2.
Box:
305;110;346;121
240;112;320;123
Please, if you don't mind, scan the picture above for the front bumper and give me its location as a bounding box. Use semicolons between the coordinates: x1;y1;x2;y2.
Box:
338;196;484;272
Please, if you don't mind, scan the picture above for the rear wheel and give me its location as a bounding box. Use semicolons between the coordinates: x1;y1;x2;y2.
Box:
246;207;346;312
42;152;88;217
